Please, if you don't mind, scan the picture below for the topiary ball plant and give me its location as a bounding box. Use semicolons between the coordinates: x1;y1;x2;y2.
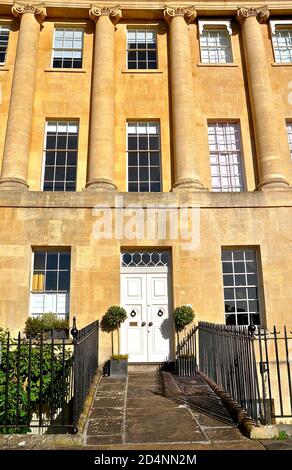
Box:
104;306;127;356
173;305;195;341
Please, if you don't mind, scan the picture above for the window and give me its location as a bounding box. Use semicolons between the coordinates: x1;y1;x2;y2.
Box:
222;249;261;326
127;29;157;69
270;21;292;63
127;121;161;192
208;122;245;192
0;25;10;64
52;27;83;68
287;122;292;159
31;250;71;318
43;121;78;192
198;20;233;64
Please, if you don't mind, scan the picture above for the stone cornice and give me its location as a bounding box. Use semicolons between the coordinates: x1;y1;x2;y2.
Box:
12;2;47;21
89;4;122;23
237;5;270;24
164;5;196;24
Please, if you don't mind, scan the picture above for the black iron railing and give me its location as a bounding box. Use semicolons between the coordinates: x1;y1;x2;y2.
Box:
0;318;99;434
198;322;263;424
176;326;198;376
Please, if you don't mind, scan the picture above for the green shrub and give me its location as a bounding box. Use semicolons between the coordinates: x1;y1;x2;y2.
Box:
0;327;72;434
25;313;69;337
173;305;195;333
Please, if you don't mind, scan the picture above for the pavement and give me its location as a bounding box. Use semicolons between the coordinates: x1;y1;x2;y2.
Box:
83;370;265;450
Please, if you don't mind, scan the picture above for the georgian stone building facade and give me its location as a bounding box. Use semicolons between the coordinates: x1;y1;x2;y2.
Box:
0;0;292;361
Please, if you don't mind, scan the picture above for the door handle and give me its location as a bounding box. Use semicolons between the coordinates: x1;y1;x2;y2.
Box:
141;321;146;327
148;322;153;327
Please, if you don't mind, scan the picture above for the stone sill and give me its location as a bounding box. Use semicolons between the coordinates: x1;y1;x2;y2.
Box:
121;69;163;74
44;68;87;73
271;62;292;67
0;66;9;71
0;190;292;209
197;63;238;67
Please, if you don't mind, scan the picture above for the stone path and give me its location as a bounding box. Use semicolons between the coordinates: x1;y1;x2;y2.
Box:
84;370;265;449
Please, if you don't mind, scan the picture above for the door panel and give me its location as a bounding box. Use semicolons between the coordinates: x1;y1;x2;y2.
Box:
147;274;170;362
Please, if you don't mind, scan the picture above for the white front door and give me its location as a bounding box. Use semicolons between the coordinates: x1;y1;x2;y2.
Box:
120;268;172;363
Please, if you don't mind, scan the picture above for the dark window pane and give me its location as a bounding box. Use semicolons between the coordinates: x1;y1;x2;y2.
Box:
249;300;259;312
223;262;233;274
148;61;157;69
148;51;157;61
44;167;54;181
138;61;147;69
43;182;54;191
73;59;82;69
57;136;67;149
150;152;160;165
235;275;246;286
139;167;149;181
245;250;256;261
45;151;55;166
140;183;149;192
250;314;260;325
56;151;66;165
128;183;138;192
54;181;65;191
225;301;235;312
148;42;156;49
138;42;146;49
248;287;257;299
138;51;146;61
55;166;65;181
223;274;233;286
247;274;257;285
67;151;77;166
47;253;58;270
234;262;245;273
46;135;56;149
45;271;58;291
59;253;70;270
246;261;256;273
128;43;137;50
139;152;148;165
236;301;248;312
224;288;234;300
34;253;46;270
150;167;160;182
66;167;76;182
128;51;136;61
128;136;137;150
149;136;159;150
226;314;236;325
68;135;78;149
128;61;137;69
139;136;148;150
150;182;160;192
65;181;76;191
235;287;246;299
237;314;249;325
63;59;72;68
128;166;138;181
128;153;138;166
58;271;70;291
233;251;244;261
52;59;62;68
222;251;232;261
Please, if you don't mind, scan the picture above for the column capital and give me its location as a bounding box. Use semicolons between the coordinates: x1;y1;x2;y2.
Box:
237;6;269;24
12;2;47;22
89;5;122;25
164;5;196;25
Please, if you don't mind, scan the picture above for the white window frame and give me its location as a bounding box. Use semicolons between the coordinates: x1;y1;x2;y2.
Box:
41;120;79;192
126;27;158;70
198;20;233;64
286;121;292;160
51;26;84;69
208;121;245;192
30;250;71;319
126;121;162;193
222;249;262;327
270;20;292;63
0;24;10;65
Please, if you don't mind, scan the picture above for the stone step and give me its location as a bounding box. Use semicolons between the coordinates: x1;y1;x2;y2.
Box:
128;363;162;373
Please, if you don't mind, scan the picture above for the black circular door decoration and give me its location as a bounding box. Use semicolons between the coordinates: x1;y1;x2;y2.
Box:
130;310;137;318
157;309;164;317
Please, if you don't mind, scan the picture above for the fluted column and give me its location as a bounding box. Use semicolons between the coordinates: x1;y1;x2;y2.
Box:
237;7;290;190
0;2;46;190
86;6;121;191
164;6;205;191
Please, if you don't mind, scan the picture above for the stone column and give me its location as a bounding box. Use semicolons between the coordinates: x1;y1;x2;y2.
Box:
237;7;290;190
164;6;205;191
86;6;121;191
0;2;46;190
